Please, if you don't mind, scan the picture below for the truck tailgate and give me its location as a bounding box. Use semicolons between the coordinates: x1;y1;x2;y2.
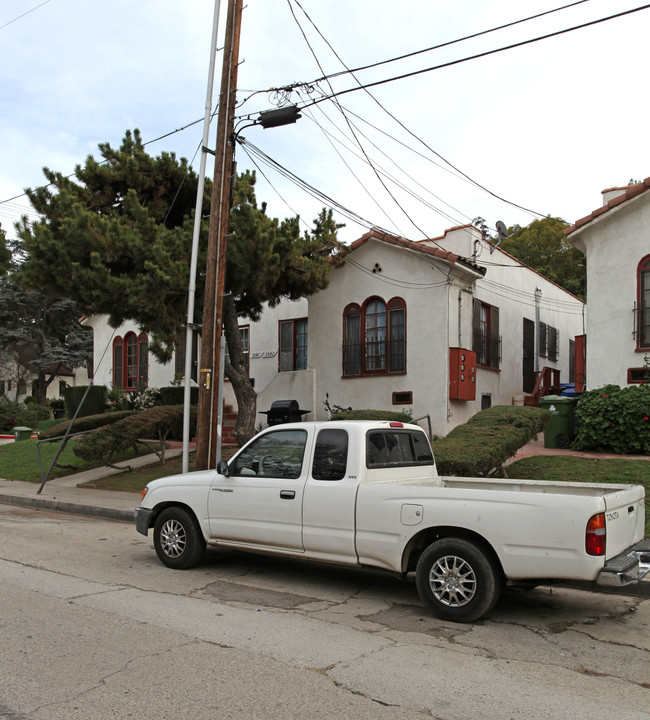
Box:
604;485;646;558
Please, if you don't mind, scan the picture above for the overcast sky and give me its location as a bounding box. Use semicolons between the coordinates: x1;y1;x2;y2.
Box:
1;0;648;246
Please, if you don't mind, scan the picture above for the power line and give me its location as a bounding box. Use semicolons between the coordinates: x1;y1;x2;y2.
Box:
299;100;465;229
283;2;650;221
284;0;553;225
237;136;392;233
0;116;208;210
286;0;427;238
292;93;401;234
299;4;650;109
312;0;594;84
0;0;52;31
344;256;450;289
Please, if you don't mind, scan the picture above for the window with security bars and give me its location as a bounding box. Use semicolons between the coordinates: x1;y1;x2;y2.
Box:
113;332;148;390
472;299;500;369
538;322;558;361
343;297;406;376
638;256;650;349
279;318;308;371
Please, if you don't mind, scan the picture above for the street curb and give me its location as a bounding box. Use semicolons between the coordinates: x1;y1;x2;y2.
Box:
0;492;135;524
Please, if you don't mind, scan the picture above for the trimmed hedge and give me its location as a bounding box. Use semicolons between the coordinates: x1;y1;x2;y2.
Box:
62;385;107;418
38;411;134;439
159;386;199;406
329;408;414;423
572;384;650;454
432;405;550;477
73;405;197;465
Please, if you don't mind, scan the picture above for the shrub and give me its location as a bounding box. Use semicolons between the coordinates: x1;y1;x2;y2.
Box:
572;384;650;454
73;405;196;465
0;398;51;432
329;408;414;422
159;385;199;406
106;384;161;412
38;411;134;439
62;385;107;418
432;405;549;477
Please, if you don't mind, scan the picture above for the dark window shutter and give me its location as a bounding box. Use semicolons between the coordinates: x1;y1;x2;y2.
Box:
489;307;500;369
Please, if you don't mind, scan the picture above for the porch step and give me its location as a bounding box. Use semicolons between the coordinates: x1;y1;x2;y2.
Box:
222;404;238;447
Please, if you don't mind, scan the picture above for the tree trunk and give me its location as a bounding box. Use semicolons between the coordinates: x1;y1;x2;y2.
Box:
35;371;48;406
222;295;257;445
35;364;62;406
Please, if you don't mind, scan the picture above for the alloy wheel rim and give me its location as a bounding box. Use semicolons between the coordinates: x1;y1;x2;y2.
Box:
160;519;186;558
429;554;477;607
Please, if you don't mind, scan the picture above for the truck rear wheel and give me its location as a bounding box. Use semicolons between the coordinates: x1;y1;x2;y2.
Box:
153;507;206;570
416;538;501;623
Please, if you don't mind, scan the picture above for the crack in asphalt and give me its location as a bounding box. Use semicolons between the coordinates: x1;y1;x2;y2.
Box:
21;640;205;718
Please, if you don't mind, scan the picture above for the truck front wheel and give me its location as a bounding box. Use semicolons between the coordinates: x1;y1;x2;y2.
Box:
415;538;501;623
153;507;206;570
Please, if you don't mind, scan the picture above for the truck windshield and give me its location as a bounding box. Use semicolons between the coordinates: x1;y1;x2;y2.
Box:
366;430;433;468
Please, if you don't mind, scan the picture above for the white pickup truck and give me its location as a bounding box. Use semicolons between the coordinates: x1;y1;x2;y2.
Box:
135;420;649;622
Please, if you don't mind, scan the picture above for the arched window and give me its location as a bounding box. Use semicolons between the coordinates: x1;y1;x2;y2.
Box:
343;303;361;376
365;298;387;371
638;256;650;350
113;332;149;390
342;297;406;376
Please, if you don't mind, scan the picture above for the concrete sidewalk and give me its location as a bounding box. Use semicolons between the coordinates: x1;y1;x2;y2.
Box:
0;447;186;523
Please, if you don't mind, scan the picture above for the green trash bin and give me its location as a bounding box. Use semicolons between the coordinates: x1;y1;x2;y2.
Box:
538;395;576;449
13;426;33;442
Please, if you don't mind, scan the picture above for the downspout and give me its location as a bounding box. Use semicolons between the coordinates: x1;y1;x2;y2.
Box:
446;281;452;426
534;287;542;373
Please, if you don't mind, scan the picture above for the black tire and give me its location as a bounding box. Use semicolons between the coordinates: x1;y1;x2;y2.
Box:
153;507;206;570
415;538;501;623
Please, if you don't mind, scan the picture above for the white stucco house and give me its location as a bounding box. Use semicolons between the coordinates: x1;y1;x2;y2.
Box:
85;224;585;437
566;178;650;389
0;349;89;403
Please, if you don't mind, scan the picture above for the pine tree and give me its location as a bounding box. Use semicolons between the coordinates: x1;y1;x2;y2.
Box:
0;279;92;405
16;131;343;437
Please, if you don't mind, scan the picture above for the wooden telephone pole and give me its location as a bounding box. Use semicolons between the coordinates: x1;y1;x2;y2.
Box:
195;0;243;470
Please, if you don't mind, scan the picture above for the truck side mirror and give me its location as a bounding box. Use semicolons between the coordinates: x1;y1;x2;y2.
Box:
216;460;230;477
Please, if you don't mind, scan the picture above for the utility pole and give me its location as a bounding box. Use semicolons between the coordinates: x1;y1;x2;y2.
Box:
181;0;221;475
196;0;243;470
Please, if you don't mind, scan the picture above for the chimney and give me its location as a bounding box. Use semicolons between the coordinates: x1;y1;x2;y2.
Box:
601;183;636;205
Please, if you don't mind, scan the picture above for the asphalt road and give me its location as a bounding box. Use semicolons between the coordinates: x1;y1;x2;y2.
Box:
1;504;649;720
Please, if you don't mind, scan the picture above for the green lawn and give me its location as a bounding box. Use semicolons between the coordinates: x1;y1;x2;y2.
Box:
0;436;149;483
84;446;238;493
506;456;650;535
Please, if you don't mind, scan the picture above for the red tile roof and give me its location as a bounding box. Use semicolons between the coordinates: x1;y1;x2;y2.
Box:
344;227;486;276
565;177;650;236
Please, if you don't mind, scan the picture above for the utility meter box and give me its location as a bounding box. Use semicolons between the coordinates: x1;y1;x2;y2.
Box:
449;348;476;401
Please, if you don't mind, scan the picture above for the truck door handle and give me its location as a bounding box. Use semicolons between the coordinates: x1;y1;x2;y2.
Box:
280;490;296;500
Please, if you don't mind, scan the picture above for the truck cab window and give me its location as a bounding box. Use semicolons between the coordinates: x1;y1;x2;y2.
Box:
230;429;307;479
312;428;348;481
366;430;433;468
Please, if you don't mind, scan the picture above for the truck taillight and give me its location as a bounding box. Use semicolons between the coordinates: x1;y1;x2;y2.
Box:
586;513;606;556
